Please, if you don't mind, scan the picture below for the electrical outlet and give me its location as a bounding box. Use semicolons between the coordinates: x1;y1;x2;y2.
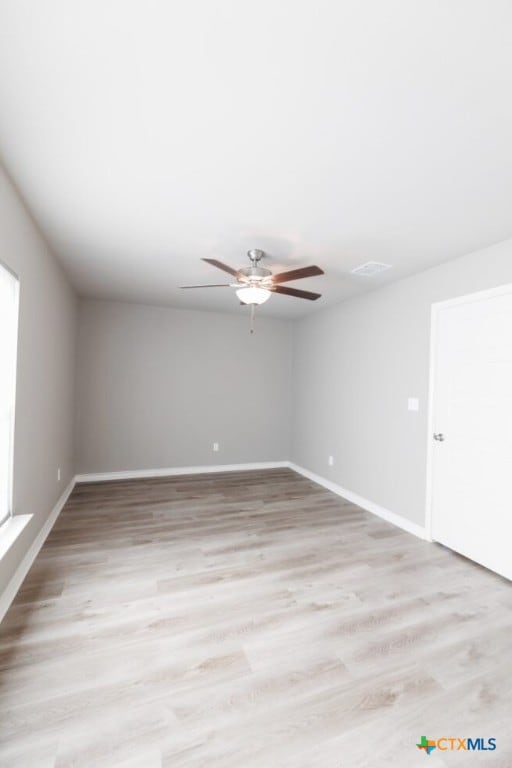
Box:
408;397;419;412
213;442;219;452
328;455;334;467
57;467;61;482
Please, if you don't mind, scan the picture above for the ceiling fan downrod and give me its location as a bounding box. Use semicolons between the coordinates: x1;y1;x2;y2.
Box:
247;248;264;264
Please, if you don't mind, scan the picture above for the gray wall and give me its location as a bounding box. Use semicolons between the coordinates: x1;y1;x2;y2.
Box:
0;164;76;595
75;300;293;473
292;238;512;526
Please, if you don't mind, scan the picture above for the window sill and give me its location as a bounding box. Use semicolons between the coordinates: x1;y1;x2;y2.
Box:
0;515;32;560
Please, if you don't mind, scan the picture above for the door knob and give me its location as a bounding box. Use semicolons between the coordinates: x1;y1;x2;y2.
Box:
433;433;445;442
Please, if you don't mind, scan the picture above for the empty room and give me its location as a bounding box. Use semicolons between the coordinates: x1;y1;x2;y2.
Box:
0;2;511;766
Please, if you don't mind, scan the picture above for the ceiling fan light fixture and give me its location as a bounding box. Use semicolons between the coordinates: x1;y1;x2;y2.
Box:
236;286;271;305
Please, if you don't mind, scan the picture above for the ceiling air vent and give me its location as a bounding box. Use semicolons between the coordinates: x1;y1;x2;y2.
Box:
350;261;392;277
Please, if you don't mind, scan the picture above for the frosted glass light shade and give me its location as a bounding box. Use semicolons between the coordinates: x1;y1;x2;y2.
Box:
236;286;271;305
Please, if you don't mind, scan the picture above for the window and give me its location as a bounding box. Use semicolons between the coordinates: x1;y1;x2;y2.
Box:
0;263;19;528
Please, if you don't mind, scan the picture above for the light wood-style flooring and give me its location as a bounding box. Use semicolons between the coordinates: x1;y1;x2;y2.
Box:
1;468;511;767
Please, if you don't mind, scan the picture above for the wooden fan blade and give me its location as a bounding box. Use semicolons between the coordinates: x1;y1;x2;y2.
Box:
271;265;324;284
180;284;232;289
270;285;321;301
202;258;244;279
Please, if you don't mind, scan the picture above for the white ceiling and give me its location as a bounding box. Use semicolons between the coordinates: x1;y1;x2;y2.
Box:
1;1;511;318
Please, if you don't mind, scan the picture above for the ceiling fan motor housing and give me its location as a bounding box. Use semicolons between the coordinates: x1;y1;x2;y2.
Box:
239;265;272;281
240;249;271;282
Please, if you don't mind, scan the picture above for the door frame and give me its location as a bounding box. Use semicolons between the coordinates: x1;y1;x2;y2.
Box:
425;281;512;541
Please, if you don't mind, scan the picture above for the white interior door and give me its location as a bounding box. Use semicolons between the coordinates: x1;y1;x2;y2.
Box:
430;285;512;580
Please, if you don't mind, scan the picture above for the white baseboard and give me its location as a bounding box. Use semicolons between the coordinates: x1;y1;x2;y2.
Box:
0;477;76;624
288;462;428;540
75;461;289;484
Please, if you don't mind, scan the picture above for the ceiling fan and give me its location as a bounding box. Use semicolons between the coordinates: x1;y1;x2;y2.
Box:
181;248;323;301
181;249;324;331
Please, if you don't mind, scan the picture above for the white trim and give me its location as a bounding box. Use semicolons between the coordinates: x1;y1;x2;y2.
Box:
431;281;512;312
75;461;289;484
425;281;512;541
0;514;32;560
0;477;75;624
425;301;439;541
288;462;428;540
0;264;19;527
